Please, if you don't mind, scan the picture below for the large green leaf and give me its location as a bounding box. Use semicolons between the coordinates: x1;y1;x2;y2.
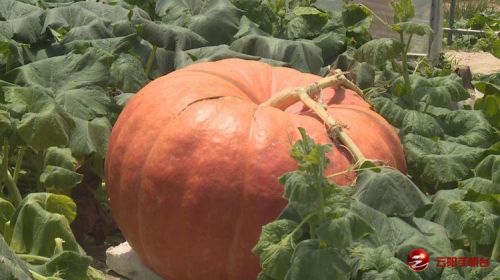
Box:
449;201;497;244
0;0;45;44
281;172;324;219
2;51;111;120
253;219;301;280
109;53;148;93
181;44;259;67
424;189;466;240
441;110;496;147
350;245;422;280
43;147;76;170
230;0;275;34
311;30;346;64
137;19;208;50
392;22;432;36
0;197;15;235
408;74;469;109
156;0;242;45
400;110;444;138
353;201;456;279
42;2;140;43
9;193;82;257
342;3;373;47
286;7;328;39
316;210;373;249
353;168;430;216
233;16;270;40
475;155;500;183
40;147;82;191
4;87;74;151
474;94;500;129
403;134;487;186
354;38;403;68
30;251;96;280
69;117;111;158
285;239;350;280
63;35;138;57
0;235;31;280
369;96;406;127
230;35;323;73
390;0;414;22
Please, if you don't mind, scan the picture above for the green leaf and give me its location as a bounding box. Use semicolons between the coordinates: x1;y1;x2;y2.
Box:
459;177;500;198
403;134;487;186
391;0;415;22
392;22;432;36
233;16;269;40
473;80;500;95
0;235;32;280
40;166;83;191
0;0;45;43
44;147;76;170
475;155;500;184
2;51;111;120
351;202;454;279
69;117;111;158
0;197;15;235
441;110;495;147
342;3;373;46
353;168;430;216
42;2;138;43
230;0;275;34
156;0;242;45
182;45;260;66
409;74;469;109
0;108;12;136
138;19;208;50
9;193;82;257
448;201;497;244
351;245;422;280
30;251;94;280
253;219;301;280
400;110;444;138
370;96;406;127
230;35;324;74
354;38;403;68
4;87;74;151
286;7;328;39
64;35;138;57
424;189;466;240
474;94;500;129
285;239;350;280
316;210;373;249
281;172;324;219
109;53;148;93
311;31;346;64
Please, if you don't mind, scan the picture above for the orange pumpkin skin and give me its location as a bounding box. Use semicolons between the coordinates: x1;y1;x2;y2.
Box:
105;59;406;280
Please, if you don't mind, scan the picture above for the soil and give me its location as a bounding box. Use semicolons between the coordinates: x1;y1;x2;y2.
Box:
445;50;500;75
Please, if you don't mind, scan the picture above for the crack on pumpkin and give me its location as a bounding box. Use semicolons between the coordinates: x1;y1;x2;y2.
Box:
177;95;231;116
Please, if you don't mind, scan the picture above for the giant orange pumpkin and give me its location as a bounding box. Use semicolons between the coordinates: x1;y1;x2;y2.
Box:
105;59;406;280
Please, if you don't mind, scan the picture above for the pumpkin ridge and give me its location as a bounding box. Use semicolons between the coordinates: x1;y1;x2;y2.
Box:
132;123;162;270
182;68;262;104
223;105;259;278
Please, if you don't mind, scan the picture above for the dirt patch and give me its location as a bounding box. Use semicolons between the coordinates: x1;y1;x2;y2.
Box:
445;51;500;75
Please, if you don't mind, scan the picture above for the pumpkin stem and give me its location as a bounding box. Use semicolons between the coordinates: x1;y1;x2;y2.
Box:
259;70;363;109
260;71;371;168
